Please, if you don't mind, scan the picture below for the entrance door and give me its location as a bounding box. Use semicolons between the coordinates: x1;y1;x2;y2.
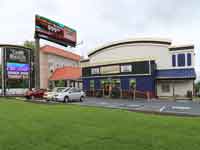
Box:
101;79;121;97
101;80;110;96
111;79;121;98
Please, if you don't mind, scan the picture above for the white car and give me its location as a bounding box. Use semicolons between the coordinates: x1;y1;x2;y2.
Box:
43;87;67;100
54;87;85;102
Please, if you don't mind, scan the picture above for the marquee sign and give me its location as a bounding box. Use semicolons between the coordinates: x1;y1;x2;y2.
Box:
35;15;77;47
6;48;29;63
5;47;30;79
100;65;120;74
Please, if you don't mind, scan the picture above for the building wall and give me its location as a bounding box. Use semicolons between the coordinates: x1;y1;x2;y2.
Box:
40;52;80;89
48;54;79;73
156;80;193;97
174;80;193;96
40;51;48;89
89;44;171;70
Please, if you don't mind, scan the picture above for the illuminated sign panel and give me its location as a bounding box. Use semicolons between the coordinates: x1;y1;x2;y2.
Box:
35;15;77;47
7;63;30;79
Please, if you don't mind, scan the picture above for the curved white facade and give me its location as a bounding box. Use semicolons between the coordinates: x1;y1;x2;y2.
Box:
83;38;194;70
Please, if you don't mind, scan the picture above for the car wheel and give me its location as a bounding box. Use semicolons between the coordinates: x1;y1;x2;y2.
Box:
64;96;69;103
80;96;84;102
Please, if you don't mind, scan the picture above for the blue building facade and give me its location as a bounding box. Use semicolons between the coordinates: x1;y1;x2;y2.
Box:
81;38;196;98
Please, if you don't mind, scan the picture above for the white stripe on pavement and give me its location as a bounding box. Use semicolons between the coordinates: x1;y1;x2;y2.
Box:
159;106;166;112
172;106;191;110
128;104;142;107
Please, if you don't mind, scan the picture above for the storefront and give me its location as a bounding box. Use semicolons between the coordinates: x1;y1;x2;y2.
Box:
49;66;82;89
81;38;196;99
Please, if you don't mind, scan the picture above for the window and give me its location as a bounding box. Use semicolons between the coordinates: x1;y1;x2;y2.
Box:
89;80;95;89
70;88;81;93
177;54;185;66
91;68;100;75
69;88;76;93
161;84;170;93
187;53;192;66
63;88;70;92
75;88;81;92
55;80;65;87
121;64;132;72
172;55;176;67
48;62;53;68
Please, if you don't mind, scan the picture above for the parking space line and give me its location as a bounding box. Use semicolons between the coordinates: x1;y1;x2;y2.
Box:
171;106;191;110
128;104;142;107
159;106;166;112
99;102;108;105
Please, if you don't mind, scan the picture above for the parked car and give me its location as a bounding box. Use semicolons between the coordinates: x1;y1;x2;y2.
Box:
25;89;47;99
54;87;85;102
43;87;67;101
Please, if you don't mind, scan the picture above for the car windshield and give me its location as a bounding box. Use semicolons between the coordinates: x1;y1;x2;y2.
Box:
51;87;63;92
56;88;65;92
63;87;70;92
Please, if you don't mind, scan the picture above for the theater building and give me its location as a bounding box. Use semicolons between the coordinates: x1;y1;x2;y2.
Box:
81;38;196;99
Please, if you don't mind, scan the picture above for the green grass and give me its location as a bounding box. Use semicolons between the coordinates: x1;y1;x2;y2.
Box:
0;98;200;150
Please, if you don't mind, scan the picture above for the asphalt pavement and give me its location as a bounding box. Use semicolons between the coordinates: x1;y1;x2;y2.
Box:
75;97;200;116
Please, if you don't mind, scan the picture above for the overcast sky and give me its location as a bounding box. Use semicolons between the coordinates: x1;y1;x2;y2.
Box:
0;0;200;78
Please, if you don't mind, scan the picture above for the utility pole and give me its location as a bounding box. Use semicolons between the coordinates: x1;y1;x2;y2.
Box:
34;38;40;89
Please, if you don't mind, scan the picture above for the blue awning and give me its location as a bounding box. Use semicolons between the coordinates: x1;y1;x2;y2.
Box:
156;68;196;79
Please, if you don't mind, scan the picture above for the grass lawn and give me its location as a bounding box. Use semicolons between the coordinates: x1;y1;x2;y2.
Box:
0;98;200;150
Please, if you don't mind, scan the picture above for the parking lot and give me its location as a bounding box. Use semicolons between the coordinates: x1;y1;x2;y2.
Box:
76;97;200;116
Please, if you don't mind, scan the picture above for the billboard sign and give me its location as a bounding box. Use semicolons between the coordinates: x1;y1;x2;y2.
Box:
35;15;77;47
5;47;31;79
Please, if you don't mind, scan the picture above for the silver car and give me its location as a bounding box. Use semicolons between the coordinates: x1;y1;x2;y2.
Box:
54;87;85;102
43;87;66;100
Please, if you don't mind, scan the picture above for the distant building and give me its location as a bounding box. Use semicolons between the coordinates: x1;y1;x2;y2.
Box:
81;38;196;99
39;45;81;89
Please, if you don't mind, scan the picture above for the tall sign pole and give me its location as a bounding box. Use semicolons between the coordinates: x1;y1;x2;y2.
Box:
34;38;40;89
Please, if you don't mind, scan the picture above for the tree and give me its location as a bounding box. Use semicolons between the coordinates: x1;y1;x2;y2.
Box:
23;41;36;88
23;41;36;50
